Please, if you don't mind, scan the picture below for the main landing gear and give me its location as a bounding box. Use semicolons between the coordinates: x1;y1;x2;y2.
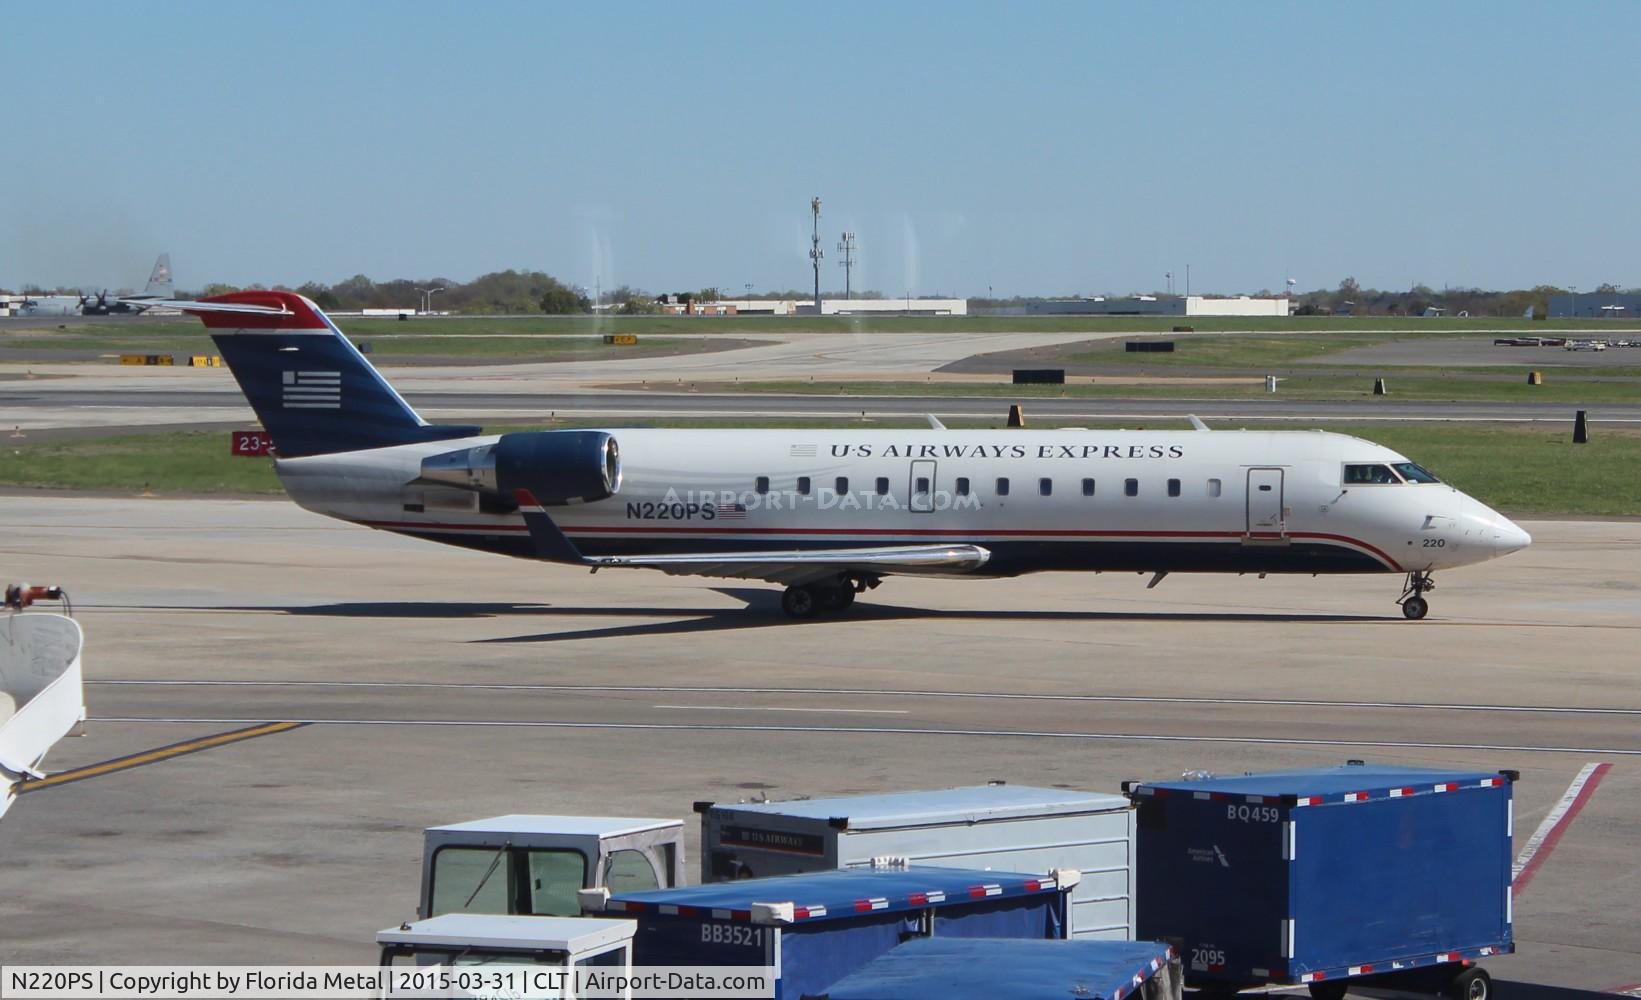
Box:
1399;570;1436;620
781;574;877;619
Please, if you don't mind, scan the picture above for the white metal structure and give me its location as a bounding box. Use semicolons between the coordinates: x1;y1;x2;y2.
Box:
700;784;1136;940
159;291;1530;621
1;610;85;820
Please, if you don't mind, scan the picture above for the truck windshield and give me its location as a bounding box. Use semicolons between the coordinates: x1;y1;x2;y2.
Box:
430;847;587;917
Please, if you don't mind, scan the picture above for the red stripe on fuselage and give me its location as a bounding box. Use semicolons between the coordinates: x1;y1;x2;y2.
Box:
357;519;1403;571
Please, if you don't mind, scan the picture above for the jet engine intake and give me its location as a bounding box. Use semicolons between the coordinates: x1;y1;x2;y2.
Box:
418;431;621;505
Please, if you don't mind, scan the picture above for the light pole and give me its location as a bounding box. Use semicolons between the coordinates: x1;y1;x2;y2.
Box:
809;197;823;313
1185;264;1190;298
1166;272;1173;296
426;286;444;315
1570;284;1577;320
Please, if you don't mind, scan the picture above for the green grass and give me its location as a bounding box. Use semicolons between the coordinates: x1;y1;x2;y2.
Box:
683;376;1641;404
1063;333;1397;367
0;325;745;361
3;421;1637;515
0;431;284;494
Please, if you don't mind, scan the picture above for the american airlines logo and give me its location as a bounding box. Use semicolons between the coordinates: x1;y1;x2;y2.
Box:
282;370;341;409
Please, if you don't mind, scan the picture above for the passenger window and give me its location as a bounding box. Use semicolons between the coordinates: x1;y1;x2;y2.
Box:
1207;478;1222;498
796;476;811;496
1082;478;1095;497
956;477;970;497
527;850;588;917
996;477;1010;496
835;476;848;494
755;476;769;494
1124;478;1138;497
875;477;889;496
1167;478;1181;498
606;850;661;894
915;476;930;495
1344;464;1400;485
1039;477;1053;496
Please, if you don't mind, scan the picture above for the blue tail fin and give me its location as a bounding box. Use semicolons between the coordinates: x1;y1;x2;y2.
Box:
183;291;480;458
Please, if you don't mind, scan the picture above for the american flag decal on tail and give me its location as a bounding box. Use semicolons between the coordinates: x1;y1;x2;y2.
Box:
282;370;341;409
715;503;748;520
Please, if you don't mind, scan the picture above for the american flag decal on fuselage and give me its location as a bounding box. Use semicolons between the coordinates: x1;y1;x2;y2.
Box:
283;370;341;408
715;503;748;519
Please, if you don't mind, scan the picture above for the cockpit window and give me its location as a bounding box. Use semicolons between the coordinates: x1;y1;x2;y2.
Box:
1343;463;1402;485
1392;462;1441;484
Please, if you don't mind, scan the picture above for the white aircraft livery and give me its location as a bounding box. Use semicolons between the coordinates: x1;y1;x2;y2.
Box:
158;291;1530;619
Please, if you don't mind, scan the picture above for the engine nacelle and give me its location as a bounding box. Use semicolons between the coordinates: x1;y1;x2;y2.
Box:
418;431;621;506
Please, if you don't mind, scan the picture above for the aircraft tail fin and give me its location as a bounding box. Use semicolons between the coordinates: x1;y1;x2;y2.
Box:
144;253;174;298
173;290;480;458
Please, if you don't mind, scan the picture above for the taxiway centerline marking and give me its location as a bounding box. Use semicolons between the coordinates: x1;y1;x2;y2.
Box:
15;721;307;794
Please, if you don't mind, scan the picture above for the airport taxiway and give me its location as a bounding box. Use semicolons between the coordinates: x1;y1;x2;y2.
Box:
0;496;1637;986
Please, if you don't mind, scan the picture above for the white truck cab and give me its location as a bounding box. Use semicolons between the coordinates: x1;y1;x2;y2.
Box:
378;913;635;996
419;816;684;919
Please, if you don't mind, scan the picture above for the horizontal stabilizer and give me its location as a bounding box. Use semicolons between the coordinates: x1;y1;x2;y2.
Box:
120;297;290;316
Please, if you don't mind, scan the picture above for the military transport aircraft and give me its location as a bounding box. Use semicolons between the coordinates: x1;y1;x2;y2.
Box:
150;290;1530;619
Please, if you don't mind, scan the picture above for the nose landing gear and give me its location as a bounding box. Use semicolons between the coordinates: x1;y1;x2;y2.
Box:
1399;571;1435;620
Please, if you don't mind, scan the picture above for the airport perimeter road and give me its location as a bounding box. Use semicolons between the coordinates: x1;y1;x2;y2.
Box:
3;384;1639;432
1;497;1637;984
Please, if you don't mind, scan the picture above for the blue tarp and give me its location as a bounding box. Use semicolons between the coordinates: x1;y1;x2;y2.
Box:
609;867;1069;1000
814;937;1177;1000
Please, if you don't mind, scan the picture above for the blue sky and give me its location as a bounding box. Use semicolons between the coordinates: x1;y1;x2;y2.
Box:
4;2;1637;297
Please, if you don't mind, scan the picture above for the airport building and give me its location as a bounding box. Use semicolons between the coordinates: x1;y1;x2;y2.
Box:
1547;292;1641;319
1027;295;1292;317
669;297;968;317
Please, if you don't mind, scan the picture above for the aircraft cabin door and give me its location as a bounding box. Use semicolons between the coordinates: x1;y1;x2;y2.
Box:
909;460;937;513
1245;467;1287;539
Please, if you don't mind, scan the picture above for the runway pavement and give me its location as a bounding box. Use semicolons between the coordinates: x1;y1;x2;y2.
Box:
0;497;1636;986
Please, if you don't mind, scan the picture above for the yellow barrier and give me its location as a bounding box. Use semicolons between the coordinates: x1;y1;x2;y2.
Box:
189;355;224;367
603;334;639;345
119;354;146;365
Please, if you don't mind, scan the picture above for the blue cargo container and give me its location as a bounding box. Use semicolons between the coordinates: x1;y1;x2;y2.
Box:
1126;763;1515;1000
810;937;1179;1000
601;865;1070;1000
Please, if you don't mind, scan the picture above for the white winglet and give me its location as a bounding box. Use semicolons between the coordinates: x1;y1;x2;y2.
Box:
1188;414;1211;431
925;414;946;430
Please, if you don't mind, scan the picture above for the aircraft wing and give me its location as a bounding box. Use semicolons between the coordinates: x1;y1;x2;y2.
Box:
514;491;990;585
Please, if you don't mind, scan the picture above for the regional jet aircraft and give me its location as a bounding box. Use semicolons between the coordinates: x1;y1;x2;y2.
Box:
153;291;1530;619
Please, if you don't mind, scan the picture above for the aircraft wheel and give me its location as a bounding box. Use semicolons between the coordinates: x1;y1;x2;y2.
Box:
819;584;856;612
1402;596;1429;620
781;585;819;619
1307;981;1348;1000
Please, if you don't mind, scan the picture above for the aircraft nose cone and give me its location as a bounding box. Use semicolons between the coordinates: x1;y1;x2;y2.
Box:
1495;516;1532;554
1463;496;1531;555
